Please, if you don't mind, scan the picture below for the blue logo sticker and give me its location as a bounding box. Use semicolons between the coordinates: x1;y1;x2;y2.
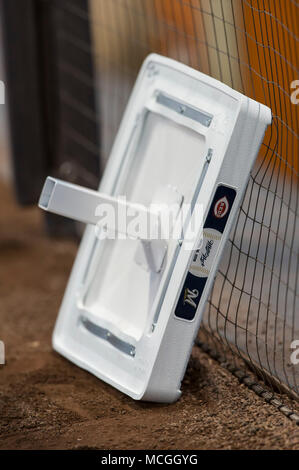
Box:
175;185;236;321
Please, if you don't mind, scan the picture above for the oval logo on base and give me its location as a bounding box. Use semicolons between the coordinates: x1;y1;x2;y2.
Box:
214;196;229;218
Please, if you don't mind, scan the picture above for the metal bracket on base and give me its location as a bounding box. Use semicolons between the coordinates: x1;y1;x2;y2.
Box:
39;177;183;273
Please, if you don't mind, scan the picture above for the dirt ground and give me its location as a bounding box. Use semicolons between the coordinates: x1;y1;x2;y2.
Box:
0;181;298;450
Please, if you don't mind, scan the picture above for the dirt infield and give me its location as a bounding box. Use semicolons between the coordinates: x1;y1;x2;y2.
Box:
0;181;298;450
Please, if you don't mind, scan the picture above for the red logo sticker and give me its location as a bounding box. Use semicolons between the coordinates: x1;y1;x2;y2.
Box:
214;196;229;218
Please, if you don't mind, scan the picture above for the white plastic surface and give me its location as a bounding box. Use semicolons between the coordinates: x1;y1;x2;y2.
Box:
44;54;271;403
